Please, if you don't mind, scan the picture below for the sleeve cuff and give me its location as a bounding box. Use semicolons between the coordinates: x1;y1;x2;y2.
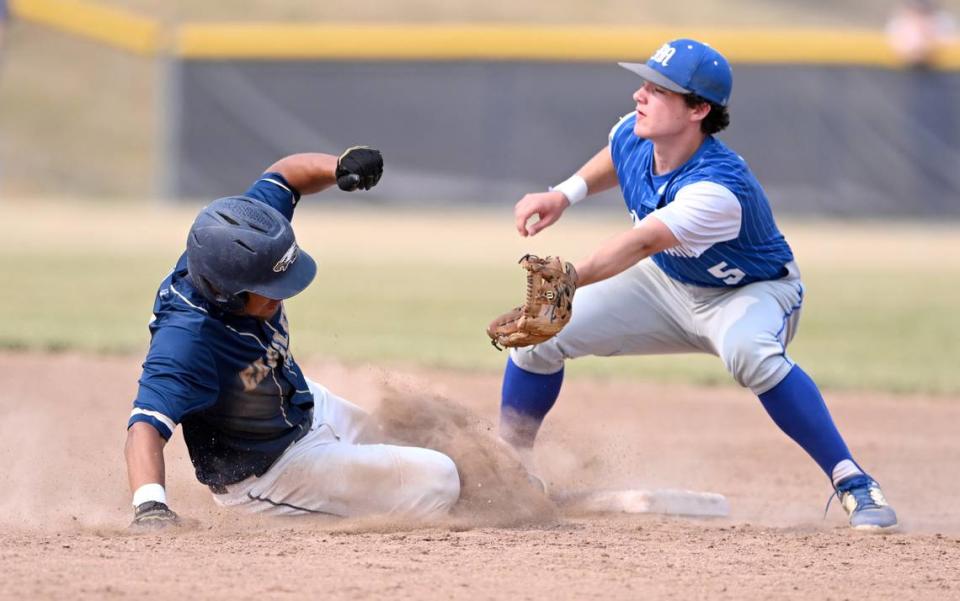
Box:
128;410;176;440
260;171;302;204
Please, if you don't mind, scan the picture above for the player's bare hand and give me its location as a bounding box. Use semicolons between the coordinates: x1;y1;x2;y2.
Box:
129;501;181;533
514;191;570;237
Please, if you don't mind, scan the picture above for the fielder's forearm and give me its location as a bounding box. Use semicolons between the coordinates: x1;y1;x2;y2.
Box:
265;153;339;196
551;146;619;206
574;216;679;286
125;422;168;494
575;146;620;198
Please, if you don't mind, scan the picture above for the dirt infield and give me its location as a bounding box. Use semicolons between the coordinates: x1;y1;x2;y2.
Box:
1;352;958;600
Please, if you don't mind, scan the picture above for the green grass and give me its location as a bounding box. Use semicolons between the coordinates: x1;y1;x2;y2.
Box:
788;270;960;394
1;253;166;353
4;204;958;396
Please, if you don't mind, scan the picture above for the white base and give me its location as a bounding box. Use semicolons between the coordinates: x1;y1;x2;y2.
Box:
555;488;730;518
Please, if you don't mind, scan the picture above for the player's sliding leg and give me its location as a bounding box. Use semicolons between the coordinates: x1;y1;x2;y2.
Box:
710;275;898;530
219;436;460;518
212;381;461;519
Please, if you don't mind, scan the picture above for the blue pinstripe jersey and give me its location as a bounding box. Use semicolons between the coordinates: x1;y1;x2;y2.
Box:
128;173;314;487
610;113;794;287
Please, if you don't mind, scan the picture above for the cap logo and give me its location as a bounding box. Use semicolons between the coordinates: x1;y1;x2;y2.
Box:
650;43;677;67
273;242;299;273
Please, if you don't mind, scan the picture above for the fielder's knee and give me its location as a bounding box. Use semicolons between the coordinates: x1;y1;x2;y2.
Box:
509;344;565;375
721;334;793;394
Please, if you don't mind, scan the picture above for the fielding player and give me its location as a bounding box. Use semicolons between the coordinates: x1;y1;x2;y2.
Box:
124;149;460;529
495;39;898;530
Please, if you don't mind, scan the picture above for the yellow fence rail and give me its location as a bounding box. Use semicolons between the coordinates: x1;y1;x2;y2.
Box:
10;0;164;55
11;0;960;68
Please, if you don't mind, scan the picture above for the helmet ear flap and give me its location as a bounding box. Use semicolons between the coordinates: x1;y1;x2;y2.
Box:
193;274;247;314
216;291;248;315
229;292;250;314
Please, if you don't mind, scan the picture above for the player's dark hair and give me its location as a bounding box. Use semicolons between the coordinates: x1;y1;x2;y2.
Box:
684;93;730;135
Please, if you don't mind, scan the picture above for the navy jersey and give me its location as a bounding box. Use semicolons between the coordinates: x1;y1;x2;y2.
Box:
129;173;314;487
610;113;794;287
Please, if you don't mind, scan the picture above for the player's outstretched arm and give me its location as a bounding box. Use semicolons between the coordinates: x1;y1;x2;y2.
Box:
574;215;679;287
515;146;619;237
265;147;383;195
125;422;180;531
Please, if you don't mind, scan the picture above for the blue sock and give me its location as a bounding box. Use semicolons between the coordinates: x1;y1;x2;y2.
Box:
500;356;564;448
758;364;854;478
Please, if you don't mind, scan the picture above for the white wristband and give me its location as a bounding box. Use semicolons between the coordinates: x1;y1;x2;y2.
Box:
549;174;588;206
132;483;167;508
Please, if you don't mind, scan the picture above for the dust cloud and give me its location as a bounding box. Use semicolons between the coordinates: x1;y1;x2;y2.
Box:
361;385;558;527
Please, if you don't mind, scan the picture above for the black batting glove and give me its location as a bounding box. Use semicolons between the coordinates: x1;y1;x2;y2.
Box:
130;501;180;532
336;146;383;191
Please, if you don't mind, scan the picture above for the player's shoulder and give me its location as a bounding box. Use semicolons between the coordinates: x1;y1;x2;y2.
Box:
149;298;214;350
609;112;653;162
151;257;221;339
675;138;752;188
608;111;636;142
140;309;219;391
146;319;214;367
702;137;751;171
156;271;209;319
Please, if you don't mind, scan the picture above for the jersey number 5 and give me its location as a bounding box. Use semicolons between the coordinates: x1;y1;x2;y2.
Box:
708;261;746;285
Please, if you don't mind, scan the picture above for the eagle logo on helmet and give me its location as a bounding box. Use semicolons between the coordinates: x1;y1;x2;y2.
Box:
273;242;300;273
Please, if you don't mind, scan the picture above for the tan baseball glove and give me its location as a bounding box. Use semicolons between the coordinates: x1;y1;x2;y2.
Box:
487;254;578;350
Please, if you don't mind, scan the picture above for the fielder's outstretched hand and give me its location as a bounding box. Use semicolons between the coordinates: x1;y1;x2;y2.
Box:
129;501;180;532
336;146;384;191
514;191;569;237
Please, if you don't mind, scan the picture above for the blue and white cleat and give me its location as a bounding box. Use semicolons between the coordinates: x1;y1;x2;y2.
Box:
834;474;899;531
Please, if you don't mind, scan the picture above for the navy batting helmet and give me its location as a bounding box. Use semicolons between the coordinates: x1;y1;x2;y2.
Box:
186;196;317;313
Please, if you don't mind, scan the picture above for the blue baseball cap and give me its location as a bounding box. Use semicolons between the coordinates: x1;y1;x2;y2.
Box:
619;39;733;106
